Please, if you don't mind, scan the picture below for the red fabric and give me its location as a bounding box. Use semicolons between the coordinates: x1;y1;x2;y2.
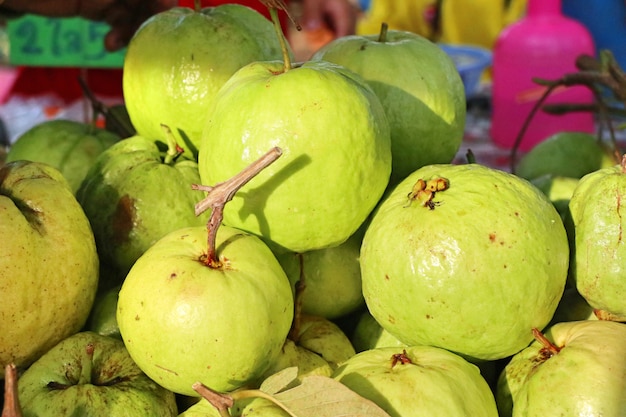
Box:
10;1;289;103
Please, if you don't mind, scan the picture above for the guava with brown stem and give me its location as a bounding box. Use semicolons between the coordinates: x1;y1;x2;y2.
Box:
198;6;391;254
116;147;295;397
360;164;569;361
496;321;626;417
568;154;626;321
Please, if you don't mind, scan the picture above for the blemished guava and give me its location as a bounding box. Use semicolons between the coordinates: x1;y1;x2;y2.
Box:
515;131;617;181
6;119;120;194
123;4;286;156
496;320;626;417
360;163;569;361
0;161;99;370
568;158;626;320
311;26;466;185
116;225;294;397
332;346;499;417
198;59;391;253
76;135;209;284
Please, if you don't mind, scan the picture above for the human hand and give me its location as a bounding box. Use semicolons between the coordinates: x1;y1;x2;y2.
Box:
300;0;358;38
0;0;177;51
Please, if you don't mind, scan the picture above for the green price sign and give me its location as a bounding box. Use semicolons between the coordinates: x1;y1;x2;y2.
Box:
7;15;125;67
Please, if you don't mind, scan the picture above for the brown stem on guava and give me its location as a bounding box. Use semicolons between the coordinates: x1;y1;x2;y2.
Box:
288;253;306;343
2;364;23;417
531;327;561;357
377;22;389;43
260;0;297;72
390;349;412;367
192;147;283;268
193;382;300;417
192;382;234;417
194;0;201;12
161;124;185;165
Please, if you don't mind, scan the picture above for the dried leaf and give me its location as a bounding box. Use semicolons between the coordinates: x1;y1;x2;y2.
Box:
259;366;300;395
272;375;392;417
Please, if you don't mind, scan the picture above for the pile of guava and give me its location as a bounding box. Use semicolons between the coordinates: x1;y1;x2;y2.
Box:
2;2;626;417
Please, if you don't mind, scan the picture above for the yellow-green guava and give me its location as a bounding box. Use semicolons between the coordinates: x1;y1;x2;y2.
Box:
198;59;391;253
311;25;466;185
332;346;499;417
116;225;294;397
360;163;569;361
6;119;120;194
0;161;99;370
496;320;626;417
568;158;626;320
515;131;616;181
123;4;286;157
275;228;365;320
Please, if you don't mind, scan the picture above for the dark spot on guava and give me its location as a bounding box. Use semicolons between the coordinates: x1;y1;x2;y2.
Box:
385;274;390;281
489;233;496;242
111;194;136;245
135;315;140;320
170;272;177;279
514;211;520;216
387;315;396;324
426;314;432;319
503;264;508;269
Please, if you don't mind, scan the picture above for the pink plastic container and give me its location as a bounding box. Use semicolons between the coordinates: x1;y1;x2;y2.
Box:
490;0;596;151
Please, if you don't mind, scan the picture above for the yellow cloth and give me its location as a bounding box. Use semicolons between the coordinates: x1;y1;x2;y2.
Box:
357;0;528;50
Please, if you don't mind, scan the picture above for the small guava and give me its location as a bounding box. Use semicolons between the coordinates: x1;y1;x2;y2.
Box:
360;163;569;361
515;131;617;181
6;119;120;194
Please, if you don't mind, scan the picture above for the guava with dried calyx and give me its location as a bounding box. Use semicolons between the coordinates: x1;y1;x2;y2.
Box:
199;54;391;253
514;131;617;181
76;133;209;286
568;155;626;321
6;119;120;194
0;161;99;371
360;164;569;361
123;2;287;157
496;320;626;417
311;23;466;186
275;226;365;320
332;346;499;417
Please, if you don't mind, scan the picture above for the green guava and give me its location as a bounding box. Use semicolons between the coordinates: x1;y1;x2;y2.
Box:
568;158;626;320
0;161;99;370
198;59;391;253
515;131;617;181
76;135;209;284
332;346;499;417
496;320;626;417
116;225;294;397
17;331;178;417
530;174;579;221
123;4;286;156
6;119;120;194
275;228;365;320
360;163;569;361
311;25;466;185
